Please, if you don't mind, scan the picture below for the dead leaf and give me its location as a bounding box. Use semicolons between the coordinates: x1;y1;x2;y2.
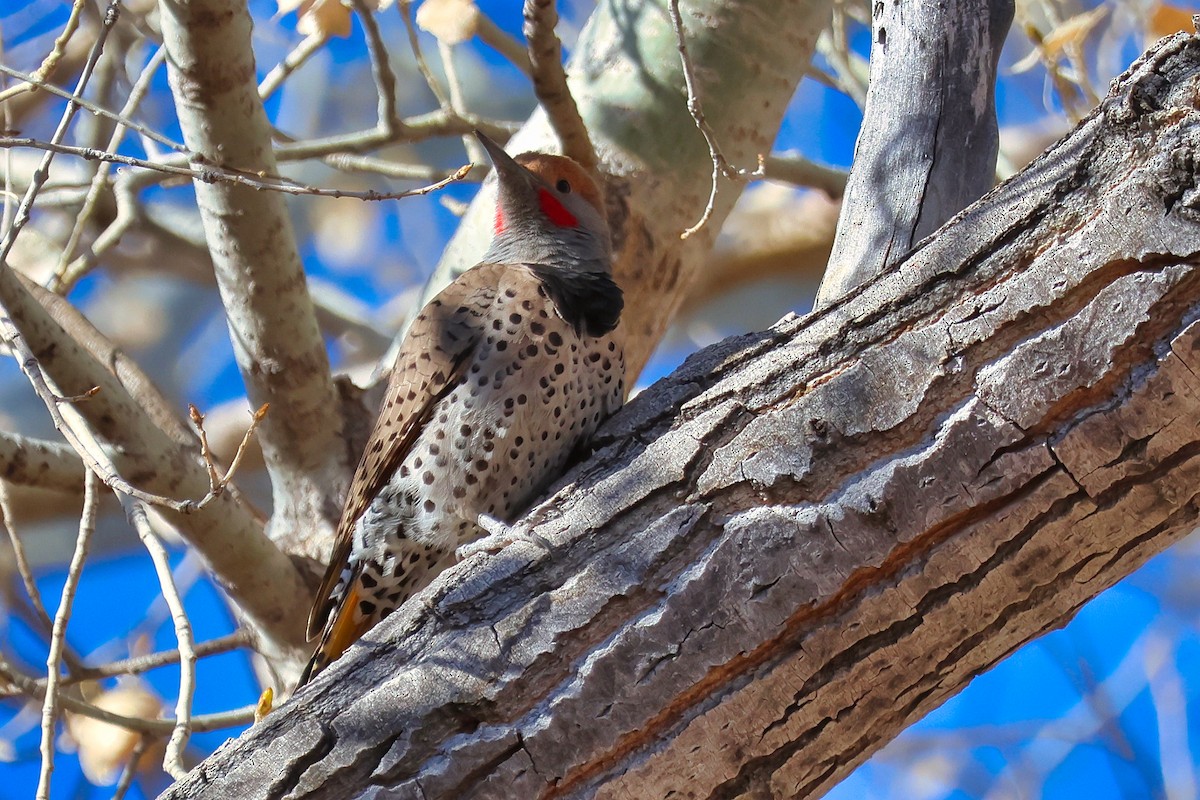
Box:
296;0;352;38
1012;6;1109;74
65;682;165;785
415;0;480;45
1149;2;1198;40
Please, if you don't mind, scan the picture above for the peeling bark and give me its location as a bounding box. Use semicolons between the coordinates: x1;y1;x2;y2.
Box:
164;31;1200;800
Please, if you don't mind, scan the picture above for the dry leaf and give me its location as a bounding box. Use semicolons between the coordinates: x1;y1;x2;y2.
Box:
415;0;480;45
1011;6;1109;74
65;682;165;785
1040;5;1108;58
297;0;352;38
1149;2;1198;40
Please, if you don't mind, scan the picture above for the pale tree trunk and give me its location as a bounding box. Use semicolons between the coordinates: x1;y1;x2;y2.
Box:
818;0;1013;306
163;30;1200;800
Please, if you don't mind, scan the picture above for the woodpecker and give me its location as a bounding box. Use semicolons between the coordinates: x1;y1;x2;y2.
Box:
298;132;624;687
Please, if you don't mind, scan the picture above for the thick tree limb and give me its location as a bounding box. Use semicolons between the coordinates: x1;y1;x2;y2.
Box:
157;0;348;557
165;31;1200;800
818;0;1013;308
0;263;310;670
426;0;835;379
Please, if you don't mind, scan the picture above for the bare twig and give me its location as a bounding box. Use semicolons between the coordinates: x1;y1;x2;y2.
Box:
53;171;140;292
320;152;473;182
0;483;55;629
0;660;257;734
111;733;151;800
269;108;518;162
0;137;473;201
258;32;329;101
762;153;848;198
124;498;194;780
35;470;99;800
0;0;90;104
668;0;764;239
398;0;451;106
0;63;187;156
437;41;488;166
71;631;250;684
350;0;404;136
523;0;596;170
50;46;168;293
189;403;268;504
0;0;123;268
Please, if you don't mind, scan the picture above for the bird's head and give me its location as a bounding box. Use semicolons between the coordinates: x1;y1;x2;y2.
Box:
475;131;612;272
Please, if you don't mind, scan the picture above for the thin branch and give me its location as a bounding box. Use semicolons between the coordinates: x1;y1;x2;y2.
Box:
668;0;764;239
258;32;329;101
50;45;168;293
0;483;55;630
110;733;151;800
522;0;596;170
269;108;518;162
53;169;140;293
35;470;98;800
476;11;532;74
0;137;473;201
319;152;474;182
0;63;188;156
398;0;451;107
123;498;194;780
0;0;123;268
350;0;404;137
189;403;268;506
0;0;90;104
762;153;848;198
0;660;257;734
71;631;250;684
437;41;488;166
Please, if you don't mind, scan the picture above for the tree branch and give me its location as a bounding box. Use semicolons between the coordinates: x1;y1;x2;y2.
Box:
157;0;349;555
163;31;1200;798
818;0;1013;308
523;0;596;171
0;257;311;670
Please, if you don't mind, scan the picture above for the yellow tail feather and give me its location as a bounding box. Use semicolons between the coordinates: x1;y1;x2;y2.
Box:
296;586;371;689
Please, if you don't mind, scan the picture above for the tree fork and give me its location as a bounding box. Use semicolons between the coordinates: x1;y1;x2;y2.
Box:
166;32;1200;800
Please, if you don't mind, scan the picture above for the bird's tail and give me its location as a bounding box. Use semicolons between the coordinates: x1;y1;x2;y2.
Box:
296;585;372;689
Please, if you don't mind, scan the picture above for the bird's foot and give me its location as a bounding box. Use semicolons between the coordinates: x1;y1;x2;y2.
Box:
455;514;553;560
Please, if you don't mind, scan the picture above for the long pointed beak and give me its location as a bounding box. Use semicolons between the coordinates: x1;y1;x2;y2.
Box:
474;130;528;186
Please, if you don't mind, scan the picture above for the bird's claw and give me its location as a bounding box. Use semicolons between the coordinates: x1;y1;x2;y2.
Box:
456;514;553;560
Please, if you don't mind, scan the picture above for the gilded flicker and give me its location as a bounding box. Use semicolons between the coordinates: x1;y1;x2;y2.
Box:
298;132;624;687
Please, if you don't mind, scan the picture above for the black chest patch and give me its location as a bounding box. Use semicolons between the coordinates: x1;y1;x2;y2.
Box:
529;266;624;338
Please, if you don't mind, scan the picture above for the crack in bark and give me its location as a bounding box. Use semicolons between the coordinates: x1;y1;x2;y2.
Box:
272;719;336;799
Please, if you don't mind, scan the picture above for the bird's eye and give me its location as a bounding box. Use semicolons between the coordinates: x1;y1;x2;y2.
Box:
556;178;571;194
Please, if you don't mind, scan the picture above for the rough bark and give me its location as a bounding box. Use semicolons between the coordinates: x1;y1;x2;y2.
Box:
163;31;1200;800
817;0;1013;308
424;0;834;380
158;0;348;564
